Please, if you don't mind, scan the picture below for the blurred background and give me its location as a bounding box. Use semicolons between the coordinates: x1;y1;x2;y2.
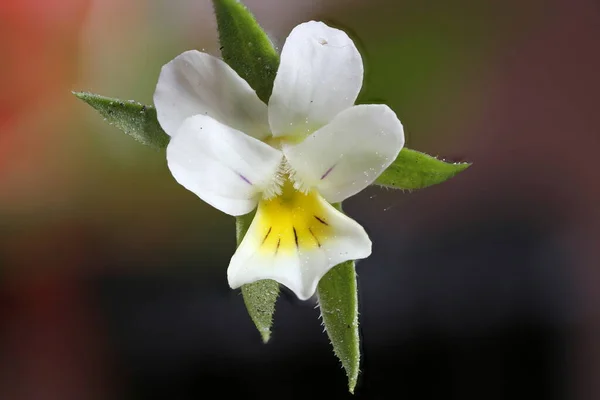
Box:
1;0;599;398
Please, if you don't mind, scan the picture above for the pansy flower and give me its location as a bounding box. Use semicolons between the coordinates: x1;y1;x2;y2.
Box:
154;21;404;300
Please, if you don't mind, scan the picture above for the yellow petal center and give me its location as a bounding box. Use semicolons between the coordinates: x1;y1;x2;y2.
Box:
255;179;331;255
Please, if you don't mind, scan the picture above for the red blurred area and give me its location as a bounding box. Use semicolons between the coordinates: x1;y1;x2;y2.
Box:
0;2;101;399
0;0;90;172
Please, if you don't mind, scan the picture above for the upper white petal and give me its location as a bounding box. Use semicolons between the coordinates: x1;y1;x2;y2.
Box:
154;50;270;139
268;21;363;138
227;194;371;300
167;115;283;216
284;104;404;203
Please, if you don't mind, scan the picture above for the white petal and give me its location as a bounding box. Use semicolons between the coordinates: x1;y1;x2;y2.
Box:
284;104;404;203
154;50;270;139
167;115;283;216
268;21;363;138
227;187;371;300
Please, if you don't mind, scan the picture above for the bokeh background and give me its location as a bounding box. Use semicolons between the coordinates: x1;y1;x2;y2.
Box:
1;0;599;398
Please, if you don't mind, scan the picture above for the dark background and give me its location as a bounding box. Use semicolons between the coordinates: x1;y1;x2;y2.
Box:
1;0;599;398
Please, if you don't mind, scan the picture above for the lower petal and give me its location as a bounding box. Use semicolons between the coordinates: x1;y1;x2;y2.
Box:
227;182;371;300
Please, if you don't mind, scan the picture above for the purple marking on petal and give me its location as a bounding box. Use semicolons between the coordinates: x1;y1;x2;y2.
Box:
237;173;252;185
320;165;336;180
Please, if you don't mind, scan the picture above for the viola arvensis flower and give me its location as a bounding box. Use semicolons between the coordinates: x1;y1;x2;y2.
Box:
154;21;404;300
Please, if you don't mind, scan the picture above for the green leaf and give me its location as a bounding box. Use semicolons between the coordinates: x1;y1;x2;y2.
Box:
236;211;279;343
73;92;169;149
212;0;280;103
317;260;360;394
376;148;471;190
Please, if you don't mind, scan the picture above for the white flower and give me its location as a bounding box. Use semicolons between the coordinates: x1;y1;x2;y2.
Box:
153;21;404;300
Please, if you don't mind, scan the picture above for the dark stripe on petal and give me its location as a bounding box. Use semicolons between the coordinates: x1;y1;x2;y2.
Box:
293;227;299;248
237;172;252;185
309;227;321;248
314;216;329;226
320;164;336;180
262;227;272;244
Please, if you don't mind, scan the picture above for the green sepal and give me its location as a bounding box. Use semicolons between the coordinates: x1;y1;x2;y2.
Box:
376;148;471;190
72;92;169;149
213;0;281;341
317;260;360;394
240;280;279;344
212;0;280;103
235;211;279;343
316;203;360;393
